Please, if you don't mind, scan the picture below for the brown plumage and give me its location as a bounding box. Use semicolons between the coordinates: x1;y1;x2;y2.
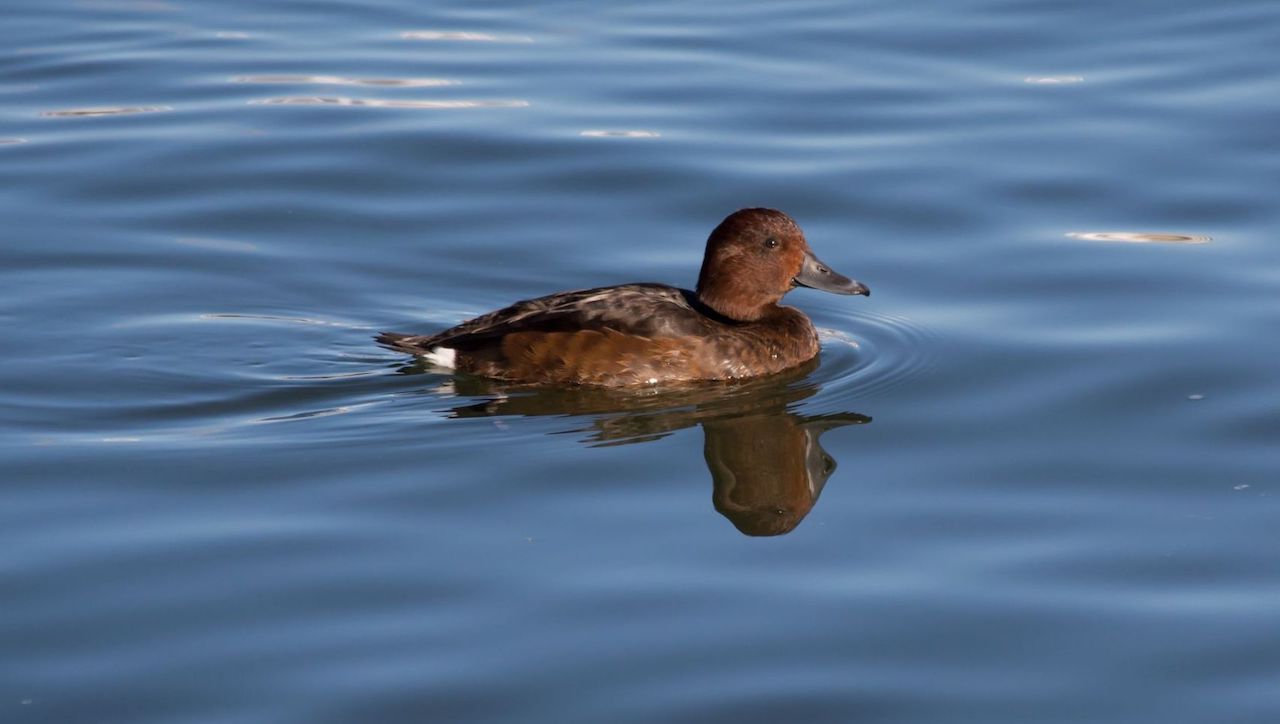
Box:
378;208;869;386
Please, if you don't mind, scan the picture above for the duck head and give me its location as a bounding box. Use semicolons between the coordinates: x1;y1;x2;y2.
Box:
695;208;869;322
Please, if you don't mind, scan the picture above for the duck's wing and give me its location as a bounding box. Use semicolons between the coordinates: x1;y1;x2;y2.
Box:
378;283;714;353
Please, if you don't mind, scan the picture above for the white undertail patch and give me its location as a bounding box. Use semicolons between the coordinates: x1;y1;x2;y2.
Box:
423;346;456;369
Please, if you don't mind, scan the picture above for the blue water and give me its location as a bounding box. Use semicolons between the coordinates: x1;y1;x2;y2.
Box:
3;0;1279;721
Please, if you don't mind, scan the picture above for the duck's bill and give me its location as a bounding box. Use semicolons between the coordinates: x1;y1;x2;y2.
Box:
793;250;870;296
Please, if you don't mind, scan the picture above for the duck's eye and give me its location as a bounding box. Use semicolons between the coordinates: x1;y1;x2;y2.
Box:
764;238;779;250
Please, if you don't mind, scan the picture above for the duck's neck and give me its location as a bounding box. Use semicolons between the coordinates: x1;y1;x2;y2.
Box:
695;279;779;322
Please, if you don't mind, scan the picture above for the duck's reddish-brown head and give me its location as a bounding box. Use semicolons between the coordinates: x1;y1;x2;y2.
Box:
695;208;869;322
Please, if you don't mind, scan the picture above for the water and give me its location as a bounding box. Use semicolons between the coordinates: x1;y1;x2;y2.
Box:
3;0;1278;721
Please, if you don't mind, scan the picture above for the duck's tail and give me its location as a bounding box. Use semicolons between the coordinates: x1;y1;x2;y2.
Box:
376;331;419;351
373;332;414;347
376;332;457;368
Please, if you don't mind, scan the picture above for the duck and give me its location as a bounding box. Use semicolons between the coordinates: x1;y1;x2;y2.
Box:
377;208;869;386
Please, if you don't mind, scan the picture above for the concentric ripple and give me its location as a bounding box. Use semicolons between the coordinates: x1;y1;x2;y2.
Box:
810;311;940;402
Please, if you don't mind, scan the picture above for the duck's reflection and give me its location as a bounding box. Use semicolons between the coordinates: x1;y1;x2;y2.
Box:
703;409;868;536
403;359;869;536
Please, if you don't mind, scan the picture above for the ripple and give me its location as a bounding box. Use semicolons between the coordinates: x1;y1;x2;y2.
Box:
580;130;661;138
249;97;528;109
234;75;456;88
0;138;27;145
42;106;171;117
199;313;372;329
811;312;940;401
1067;231;1211;244
400;30;533;43
254;403;373;424
1024;75;1084;84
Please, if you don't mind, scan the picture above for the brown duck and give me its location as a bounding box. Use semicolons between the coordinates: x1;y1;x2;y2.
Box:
378;208;869;386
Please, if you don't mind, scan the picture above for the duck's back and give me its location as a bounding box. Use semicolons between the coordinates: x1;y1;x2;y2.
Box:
379;283;818;386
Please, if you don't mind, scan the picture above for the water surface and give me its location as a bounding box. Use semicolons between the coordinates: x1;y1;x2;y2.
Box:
3;0;1279;722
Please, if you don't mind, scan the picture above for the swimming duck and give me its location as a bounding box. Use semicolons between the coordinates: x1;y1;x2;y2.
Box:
378;208;869;386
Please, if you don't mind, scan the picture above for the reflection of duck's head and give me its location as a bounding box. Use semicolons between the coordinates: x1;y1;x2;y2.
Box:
705;412;869;536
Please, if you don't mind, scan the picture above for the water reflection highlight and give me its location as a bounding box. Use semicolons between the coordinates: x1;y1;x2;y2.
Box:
400;31;533;43
1067;231;1211;244
250;97;528;109
580;130;662;138
42;106;171;117
234;75;456;88
1024;75;1084;84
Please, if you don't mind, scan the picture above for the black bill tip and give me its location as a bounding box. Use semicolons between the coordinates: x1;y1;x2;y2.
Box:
793;250;870;296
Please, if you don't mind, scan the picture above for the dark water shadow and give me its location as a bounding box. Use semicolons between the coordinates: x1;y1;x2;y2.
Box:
399;359;871;536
